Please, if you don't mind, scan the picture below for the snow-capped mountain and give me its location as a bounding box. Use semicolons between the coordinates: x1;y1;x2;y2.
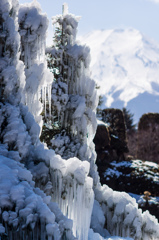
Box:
79;28;159;123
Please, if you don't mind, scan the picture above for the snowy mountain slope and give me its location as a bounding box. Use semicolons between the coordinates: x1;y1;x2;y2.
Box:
79;28;159;123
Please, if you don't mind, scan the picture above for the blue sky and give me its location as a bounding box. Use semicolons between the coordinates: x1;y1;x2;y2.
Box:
19;0;159;44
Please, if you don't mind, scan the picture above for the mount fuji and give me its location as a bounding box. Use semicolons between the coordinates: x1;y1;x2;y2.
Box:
79;28;159;124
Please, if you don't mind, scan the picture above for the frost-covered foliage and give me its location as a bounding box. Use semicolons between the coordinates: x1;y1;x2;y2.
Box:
0;0;76;239
0;0;25;105
44;4;78;131
0;1;94;239
0;100;93;239
44;4;99;187
0;154;76;240
18;1;52;129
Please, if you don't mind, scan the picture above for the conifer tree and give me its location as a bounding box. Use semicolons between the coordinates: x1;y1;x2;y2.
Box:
96;85;104;119
43;4;80;130
41;4;99;185
122;107;136;131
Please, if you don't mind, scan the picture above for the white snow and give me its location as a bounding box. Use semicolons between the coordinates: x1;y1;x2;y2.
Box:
94;184;159;239
0;154;60;239
144;161;159;168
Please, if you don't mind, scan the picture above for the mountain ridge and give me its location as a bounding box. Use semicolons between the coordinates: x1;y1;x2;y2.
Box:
79;28;159;123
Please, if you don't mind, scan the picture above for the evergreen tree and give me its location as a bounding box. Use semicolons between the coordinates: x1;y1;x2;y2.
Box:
95;84;104;119
122;107;136;131
102;108;128;160
41;4;99;185
45;3;80;126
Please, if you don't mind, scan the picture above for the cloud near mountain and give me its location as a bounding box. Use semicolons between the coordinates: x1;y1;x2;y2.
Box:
149;0;159;3
79;28;159;123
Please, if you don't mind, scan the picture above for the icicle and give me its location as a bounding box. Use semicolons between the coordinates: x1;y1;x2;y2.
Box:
24;42;28;68
44;86;46;116
48;84;52;117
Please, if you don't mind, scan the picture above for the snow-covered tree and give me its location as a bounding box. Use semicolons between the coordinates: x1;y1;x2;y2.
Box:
0;2;95;239
42;4;99;186
0;1;76;239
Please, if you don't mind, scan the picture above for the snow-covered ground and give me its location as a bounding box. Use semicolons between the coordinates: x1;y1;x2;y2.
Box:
79;28;159;123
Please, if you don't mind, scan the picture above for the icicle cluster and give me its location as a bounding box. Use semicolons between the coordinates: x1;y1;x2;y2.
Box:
50;155;94;240
93;184;159;240
0;153;77;240
0;101;76;240
18;1;52;129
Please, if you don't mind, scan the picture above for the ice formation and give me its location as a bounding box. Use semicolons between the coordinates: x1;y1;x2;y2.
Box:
18;1;52;129
50;156;94;239
0;0;159;240
0;154;76;240
94;185;159;239
0;0;74;239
